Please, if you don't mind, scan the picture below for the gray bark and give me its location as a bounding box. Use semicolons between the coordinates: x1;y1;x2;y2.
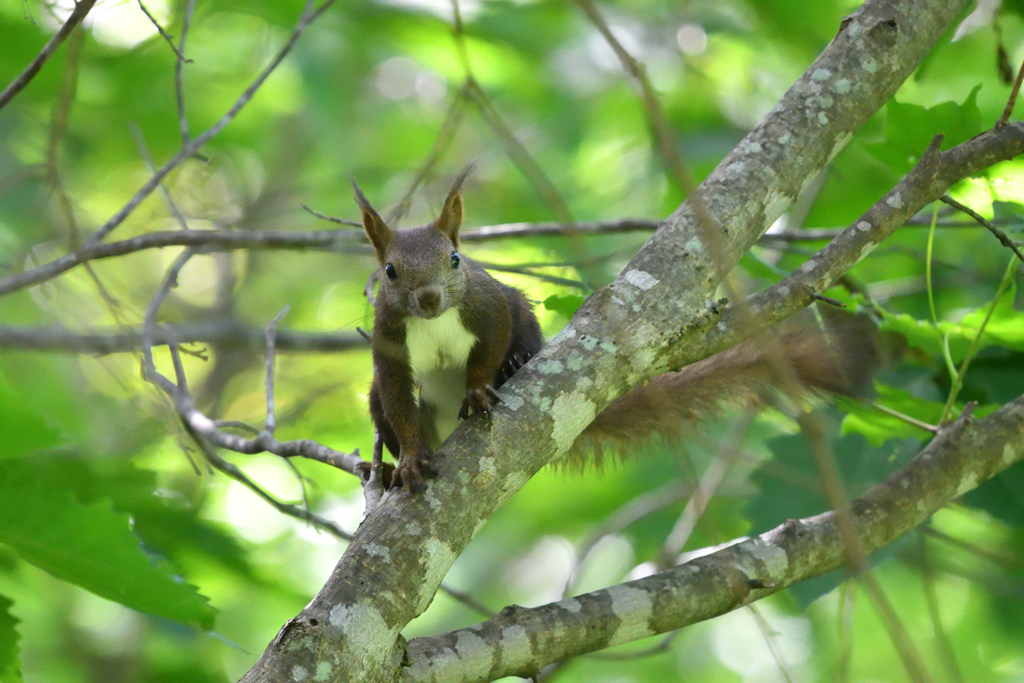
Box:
404;398;1024;681
241;1;976;680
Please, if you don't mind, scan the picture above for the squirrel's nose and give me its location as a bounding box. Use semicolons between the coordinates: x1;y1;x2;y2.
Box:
416;288;441;314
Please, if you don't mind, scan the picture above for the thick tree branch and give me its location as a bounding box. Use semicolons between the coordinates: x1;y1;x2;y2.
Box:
406;397;1024;680
241;2;974;681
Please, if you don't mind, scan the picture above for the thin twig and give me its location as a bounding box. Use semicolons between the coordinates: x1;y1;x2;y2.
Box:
138;251;366;476
42;27;129;325
192;434;351;540
797;410;935;683
998;55;1024;127
84;0;338;247
0;322;366;354
217;420;261;434
918;531;965;683
137;0;190;62
810;293;846;308
263;304;291;434
587;631;681;661
563;480;689;598
464;80;575;227
835;582;855;683
385;88;469;225
474;260;589;290
175;0;197;145
0;0;98;111
301;204;361;227
747;604;798;683
0;220;657;297
437;583;494;617
921;525;1024;571
4;206;1002;299
939;195;1024;264
867;400;940;434
941;257;1018;423
574;0;694;196
129;122;191;231
657;413;754;569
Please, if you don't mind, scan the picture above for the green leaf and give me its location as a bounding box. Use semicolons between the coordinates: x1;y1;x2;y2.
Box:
962;349;1024;404
0;459;215;630
963;463;1024;528
805;141;900;227
0;376;62;460
543;294;585;319
0;595;19;683
993;201;1024;234
871;283;1024;363
839;384;944;446
738;252;786;283
747;411;920;604
27;452;259;583
865;85;982;174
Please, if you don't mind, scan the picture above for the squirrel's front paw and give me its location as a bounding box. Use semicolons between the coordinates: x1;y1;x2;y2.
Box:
459;385;502;419
354;460;397;490
392;451;436;493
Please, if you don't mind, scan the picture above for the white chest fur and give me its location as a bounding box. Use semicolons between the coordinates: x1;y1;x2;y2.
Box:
406;308;478;444
406;307;478;376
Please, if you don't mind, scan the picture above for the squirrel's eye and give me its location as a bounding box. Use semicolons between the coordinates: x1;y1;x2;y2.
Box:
384;263;397;280
450;251;460;269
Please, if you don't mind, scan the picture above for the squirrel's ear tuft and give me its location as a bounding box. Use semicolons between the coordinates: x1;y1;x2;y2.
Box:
352;178;393;262
435;164;474;246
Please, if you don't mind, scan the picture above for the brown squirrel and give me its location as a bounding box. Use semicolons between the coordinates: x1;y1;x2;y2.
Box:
355;170;880;492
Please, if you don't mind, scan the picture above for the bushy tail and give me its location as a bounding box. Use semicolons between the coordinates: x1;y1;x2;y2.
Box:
562;307;883;468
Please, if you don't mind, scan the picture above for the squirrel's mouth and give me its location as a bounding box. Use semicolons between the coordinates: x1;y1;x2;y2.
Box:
412;304;445;319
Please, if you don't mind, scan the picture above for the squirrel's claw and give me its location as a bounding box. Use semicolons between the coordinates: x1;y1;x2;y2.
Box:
392;451;436;493
460;385;501;419
501;352;533;382
355;460;397;490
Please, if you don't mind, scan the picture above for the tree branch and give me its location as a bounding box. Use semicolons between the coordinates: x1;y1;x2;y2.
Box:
241;2;976;680
0;0;98;111
406;397;1024;680
0;322;366;354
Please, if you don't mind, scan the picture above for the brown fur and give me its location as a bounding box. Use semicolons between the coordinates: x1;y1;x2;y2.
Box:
357;172;883;490
356;170;543;490
565;308;881;469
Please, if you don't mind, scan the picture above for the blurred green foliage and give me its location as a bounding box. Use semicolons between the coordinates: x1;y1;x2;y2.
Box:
1;0;1024;681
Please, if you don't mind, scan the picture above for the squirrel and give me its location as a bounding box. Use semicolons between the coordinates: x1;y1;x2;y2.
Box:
354;169;880;492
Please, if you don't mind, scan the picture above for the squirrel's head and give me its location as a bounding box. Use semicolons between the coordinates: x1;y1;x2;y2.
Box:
353;167;472;319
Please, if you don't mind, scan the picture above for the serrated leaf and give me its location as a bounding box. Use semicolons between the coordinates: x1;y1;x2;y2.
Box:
26;453;258;583
0;595;19;683
0;376;62;460
865;85;982;174
0;459;215;629
839;384;944;446
873;283;1024;362
747;411;919;604
543;294;585;319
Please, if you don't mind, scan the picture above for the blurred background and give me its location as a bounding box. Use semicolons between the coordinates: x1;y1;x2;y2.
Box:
2;0;1024;680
